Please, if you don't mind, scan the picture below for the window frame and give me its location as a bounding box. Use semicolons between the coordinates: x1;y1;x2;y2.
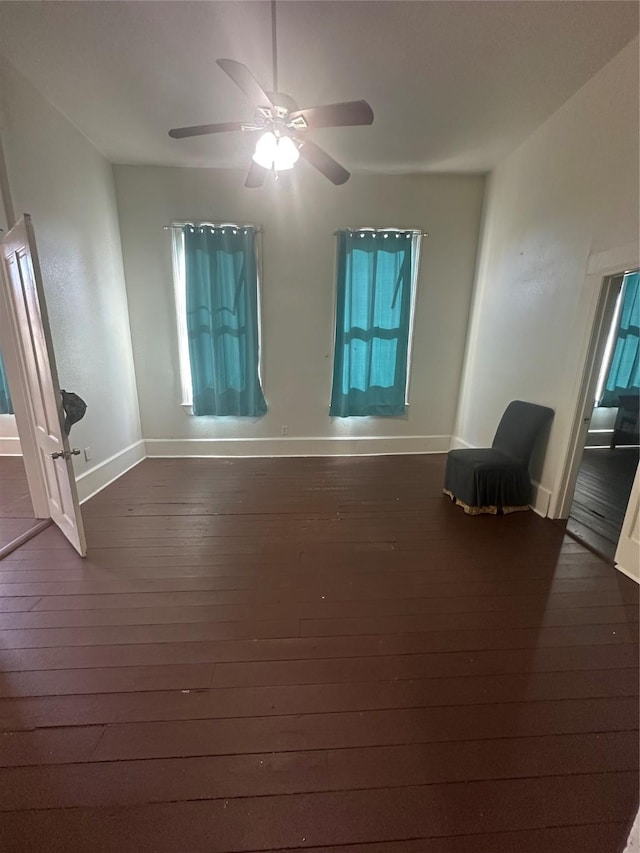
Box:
329;226;422;414
170;221;265;414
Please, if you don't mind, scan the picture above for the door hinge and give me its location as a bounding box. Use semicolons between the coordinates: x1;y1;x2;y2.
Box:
50;449;81;461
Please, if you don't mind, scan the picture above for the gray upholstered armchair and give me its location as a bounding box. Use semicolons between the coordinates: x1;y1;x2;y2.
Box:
444;400;554;515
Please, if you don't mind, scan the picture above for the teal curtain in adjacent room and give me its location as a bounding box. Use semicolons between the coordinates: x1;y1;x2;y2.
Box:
330;230;414;417
184;225;267;417
600;270;640;407
0;347;13;415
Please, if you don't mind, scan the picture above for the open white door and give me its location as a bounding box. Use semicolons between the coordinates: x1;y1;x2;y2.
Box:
615;462;640;583
0;216;86;555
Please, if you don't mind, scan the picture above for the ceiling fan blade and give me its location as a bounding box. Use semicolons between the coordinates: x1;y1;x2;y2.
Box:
245;160;268;189
297;139;350;185
217;59;274;108
288;100;374;130
169;122;251;139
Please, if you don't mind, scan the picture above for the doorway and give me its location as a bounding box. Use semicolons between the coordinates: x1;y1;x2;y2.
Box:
0;341;42;554
566;269;639;560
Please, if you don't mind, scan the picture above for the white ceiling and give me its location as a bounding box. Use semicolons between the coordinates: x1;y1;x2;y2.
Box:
0;1;637;174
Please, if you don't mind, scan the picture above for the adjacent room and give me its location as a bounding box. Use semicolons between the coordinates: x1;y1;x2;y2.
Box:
0;2;638;851
568;270;640;561
0;346;40;554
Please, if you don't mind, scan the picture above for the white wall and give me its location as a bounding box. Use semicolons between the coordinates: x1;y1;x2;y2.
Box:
0;415;20;455
454;37;639;512
0;62;143;493
114;166;484;456
0;123;19;457
587;405;618;447
0;340;19;456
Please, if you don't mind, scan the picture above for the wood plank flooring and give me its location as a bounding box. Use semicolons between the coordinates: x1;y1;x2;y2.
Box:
0;456;37;550
568;446;639;561
0;454;638;852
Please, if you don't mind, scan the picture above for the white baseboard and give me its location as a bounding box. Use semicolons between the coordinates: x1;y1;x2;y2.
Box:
144;435;451;458
530;481;552;517
76;440;146;504
0;436;21;455
449;436;475;451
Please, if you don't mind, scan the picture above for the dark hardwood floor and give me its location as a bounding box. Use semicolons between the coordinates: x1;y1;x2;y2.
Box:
0;456;37;550
0;454;638;852
568;446;639;561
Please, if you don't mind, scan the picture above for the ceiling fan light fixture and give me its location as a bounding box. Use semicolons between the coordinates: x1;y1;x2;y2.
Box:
168;3;373;186
252;131;299;171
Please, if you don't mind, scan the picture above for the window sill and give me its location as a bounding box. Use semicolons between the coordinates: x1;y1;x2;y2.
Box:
181;403;194;416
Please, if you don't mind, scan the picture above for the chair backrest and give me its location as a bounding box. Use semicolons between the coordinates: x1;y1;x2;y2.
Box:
492;400;554;465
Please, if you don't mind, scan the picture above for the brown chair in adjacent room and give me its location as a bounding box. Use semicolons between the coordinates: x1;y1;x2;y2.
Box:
444;400;554;515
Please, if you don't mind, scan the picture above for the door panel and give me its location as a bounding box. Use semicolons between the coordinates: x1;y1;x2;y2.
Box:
615;462;640;583
1;216;86;555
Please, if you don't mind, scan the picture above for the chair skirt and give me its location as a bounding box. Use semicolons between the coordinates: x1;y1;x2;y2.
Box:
443;449;532;515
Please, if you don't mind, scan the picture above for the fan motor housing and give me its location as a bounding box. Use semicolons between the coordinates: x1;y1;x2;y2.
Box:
265;91;298;115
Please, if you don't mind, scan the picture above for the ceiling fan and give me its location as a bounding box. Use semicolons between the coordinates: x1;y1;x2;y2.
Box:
168;1;374;188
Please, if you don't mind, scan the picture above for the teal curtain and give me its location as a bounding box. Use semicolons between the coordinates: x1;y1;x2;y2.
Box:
184;225;267;417
330;231;414;417
0;347;13;415
600;271;640;407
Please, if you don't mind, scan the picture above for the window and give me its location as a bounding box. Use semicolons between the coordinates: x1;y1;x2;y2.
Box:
0;347;13;415
330;228;421;417
171;223;267;417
